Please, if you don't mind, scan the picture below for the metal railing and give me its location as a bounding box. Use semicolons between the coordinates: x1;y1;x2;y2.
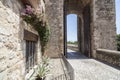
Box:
50;54;74;80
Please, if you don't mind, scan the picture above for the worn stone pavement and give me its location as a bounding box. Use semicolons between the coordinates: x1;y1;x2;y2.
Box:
67;49;120;80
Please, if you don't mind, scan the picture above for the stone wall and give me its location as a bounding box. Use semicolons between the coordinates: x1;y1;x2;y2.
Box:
96;49;120;67
45;0;64;57
92;0;117;57
0;0;42;80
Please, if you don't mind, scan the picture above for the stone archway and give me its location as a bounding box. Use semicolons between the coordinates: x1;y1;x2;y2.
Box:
45;0;116;58
64;0;92;57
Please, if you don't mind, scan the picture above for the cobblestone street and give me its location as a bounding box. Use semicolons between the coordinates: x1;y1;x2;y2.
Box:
67;49;120;80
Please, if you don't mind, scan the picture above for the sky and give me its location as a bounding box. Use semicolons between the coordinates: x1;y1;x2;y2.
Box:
116;0;120;34
67;0;120;42
67;14;77;42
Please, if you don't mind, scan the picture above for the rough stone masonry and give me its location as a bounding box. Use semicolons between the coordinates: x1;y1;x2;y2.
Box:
0;0;117;80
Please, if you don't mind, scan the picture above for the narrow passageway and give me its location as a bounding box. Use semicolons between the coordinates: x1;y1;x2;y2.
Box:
67;49;120;80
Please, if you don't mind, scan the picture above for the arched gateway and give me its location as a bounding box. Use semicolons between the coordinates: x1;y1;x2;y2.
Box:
45;0;117;58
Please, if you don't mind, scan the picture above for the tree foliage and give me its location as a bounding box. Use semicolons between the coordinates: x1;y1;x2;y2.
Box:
67;41;78;44
117;34;120;51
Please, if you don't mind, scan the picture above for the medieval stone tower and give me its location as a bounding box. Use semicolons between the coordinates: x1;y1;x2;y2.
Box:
45;0;116;58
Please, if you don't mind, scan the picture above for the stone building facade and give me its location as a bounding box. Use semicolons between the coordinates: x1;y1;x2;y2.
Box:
0;0;44;79
0;0;117;79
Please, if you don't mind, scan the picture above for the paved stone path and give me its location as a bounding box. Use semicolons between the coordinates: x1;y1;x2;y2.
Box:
49;58;64;77
67;49;120;80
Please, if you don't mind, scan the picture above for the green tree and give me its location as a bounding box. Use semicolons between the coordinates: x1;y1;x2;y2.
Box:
67;41;78;44
117;34;120;51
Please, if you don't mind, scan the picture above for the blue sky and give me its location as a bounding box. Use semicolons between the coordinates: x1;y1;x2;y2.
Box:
116;0;120;34
67;0;120;41
67;14;77;42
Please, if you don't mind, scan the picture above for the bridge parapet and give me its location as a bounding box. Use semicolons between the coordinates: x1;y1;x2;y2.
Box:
67;44;78;51
96;49;120;67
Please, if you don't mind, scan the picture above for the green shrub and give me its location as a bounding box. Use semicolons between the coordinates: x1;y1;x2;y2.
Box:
117;41;120;51
117;34;120;51
67;41;78;44
35;56;50;80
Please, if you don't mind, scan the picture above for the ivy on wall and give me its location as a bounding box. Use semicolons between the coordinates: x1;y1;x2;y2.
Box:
35;21;50;53
21;5;50;54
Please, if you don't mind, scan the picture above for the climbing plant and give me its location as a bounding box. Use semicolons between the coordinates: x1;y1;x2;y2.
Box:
21;5;50;54
35;21;50;53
